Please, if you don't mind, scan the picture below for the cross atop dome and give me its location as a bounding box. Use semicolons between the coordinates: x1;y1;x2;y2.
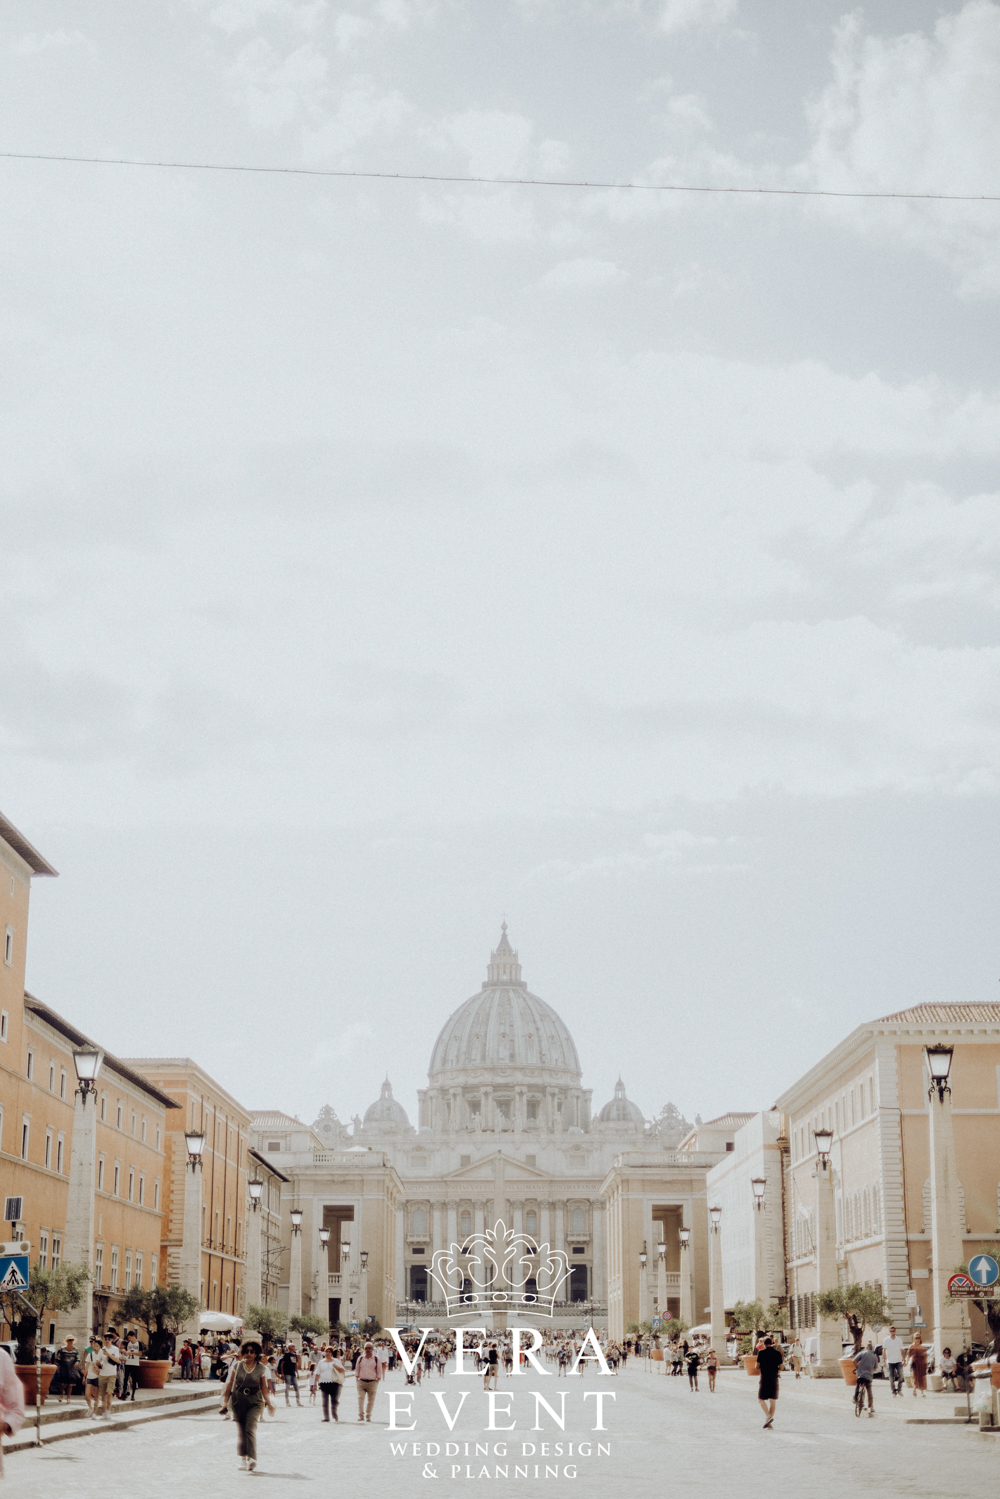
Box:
485;921;523;988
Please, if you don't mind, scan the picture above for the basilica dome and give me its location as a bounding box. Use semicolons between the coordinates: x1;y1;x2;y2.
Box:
427;925;582;1087
363;1077;412;1131
596;1076;644;1126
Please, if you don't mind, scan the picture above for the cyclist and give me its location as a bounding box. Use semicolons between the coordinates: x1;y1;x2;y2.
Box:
852;1341;878;1417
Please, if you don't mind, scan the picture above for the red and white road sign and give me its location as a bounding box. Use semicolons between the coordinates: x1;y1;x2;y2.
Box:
948;1273;975;1296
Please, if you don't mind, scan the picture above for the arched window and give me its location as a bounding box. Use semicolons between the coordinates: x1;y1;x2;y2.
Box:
460;1211;471;1236
412;1208;426;1235
571;1208;585;1234
525;1211;537;1235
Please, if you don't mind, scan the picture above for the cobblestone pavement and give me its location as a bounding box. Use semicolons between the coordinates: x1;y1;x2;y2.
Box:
5;1366;996;1497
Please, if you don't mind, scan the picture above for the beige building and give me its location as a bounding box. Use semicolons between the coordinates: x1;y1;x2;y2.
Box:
776;1002;1000;1349
705;1111;788;1310
123;1058;251;1315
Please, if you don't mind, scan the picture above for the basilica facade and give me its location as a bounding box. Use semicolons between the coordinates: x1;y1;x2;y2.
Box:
252;927;737;1336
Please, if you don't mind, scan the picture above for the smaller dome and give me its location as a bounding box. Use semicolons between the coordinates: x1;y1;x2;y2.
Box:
363;1077;411;1130
597;1076;644;1126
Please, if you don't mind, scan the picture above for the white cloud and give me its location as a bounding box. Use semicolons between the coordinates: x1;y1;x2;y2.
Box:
801;2;1000;295
539;256;627;290
658;0;738;38
304;76;410;157
335;12;376;50
208;0;327;33
225;37;329;128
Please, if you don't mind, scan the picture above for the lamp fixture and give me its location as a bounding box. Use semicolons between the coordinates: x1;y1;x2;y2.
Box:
925;1044;954;1101
72;1046;103;1101
679;1226;690;1250
184;1130;206;1169
638;1241;647;1267
658;1240;667;1259
289;1207;303;1235
814;1126;833;1164
318;1226;331;1249
342;1242;351;1263
248;1177;263;1210
751;1176;767;1209
709;1205;722;1231
360;1249;369;1270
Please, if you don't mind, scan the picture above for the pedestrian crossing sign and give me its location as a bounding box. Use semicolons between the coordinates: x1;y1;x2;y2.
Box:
0;1254;29;1291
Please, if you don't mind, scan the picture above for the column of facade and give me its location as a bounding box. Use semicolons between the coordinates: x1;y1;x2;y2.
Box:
61;1087;99;1343
474;1200;486;1237
591;1201;605;1307
431;1201;443;1296
446;1199;458;1253
709;1217;726;1358
396;1204;406;1311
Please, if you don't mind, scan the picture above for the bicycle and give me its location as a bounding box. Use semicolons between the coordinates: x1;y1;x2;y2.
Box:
854;1378;874;1418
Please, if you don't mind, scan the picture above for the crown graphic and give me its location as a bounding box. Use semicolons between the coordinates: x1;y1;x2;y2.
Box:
428;1220;573;1319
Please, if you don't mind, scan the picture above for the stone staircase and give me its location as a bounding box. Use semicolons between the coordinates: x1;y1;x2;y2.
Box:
4;1382;220;1454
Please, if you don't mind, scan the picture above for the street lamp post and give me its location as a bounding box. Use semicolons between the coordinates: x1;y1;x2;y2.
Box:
317;1227;331;1326
708;1206;727;1359
638;1243;649;1325
751;1177;768;1306
359;1249;370;1326
288;1207;303;1319
814;1127;840;1374
180;1129;206;1338
656;1240;667;1329
925;1045;964;1356
61;1047;105;1344
678;1226;693;1328
245;1177;264;1309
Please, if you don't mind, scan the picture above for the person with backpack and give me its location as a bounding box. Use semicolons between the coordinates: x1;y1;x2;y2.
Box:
354;1342;382;1422
279;1343;302;1406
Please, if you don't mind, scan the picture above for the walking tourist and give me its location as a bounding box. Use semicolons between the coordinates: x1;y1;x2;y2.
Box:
221;1340;276;1472
852;1342;878;1417
122;1331;141;1401
906;1333;928;1397
52;1336;79;1403
83;1338;101;1416
484;1343;499;1390
280;1344;302;1406
355;1341;382;1422
706;1348;718;1392
756;1336;783;1429
882;1327;905;1396
0;1344;25;1475
686;1346;701;1392
317;1346;346;1422
97;1334;122;1417
789;1337;803;1379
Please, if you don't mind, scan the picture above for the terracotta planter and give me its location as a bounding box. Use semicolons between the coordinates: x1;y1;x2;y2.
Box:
839;1356;857;1386
138;1360;171;1390
15;1363;56;1405
742;1354;759;1377
990;1365;1000;1390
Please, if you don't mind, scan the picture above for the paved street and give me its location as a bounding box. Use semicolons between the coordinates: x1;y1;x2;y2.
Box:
5;1365;996;1496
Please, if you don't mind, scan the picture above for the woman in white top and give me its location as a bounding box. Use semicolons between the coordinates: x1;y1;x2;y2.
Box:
317;1347;346;1423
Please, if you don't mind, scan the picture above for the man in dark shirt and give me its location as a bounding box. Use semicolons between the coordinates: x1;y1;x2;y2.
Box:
852;1342;879;1415
756;1336;784;1428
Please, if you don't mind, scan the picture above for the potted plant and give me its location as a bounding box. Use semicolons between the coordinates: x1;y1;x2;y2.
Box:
731;1299;783;1375
1;1263;90;1405
815;1283;892;1382
117;1285;202;1386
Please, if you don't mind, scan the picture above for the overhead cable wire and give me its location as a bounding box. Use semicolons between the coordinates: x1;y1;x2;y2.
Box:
1;149;999;203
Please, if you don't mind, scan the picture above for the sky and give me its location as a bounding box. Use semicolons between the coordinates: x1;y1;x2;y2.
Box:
3;0;1000;1132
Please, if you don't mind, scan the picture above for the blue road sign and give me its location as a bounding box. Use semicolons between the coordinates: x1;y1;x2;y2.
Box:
350;1320;360;1333
0;1253;30;1292
969;1254;999;1287
651;1316;662;1331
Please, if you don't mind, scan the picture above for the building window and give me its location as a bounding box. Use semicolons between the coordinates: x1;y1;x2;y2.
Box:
116;1102;123;1129
131;1112;136;1135
412;1208;426;1235
20;1118;29;1159
51;1235;61;1270
59;1068;66;1099
212;1279;218;1309
124;1250;132;1291
128;1168;134;1202
526;1100;539;1120
44;1130;52;1169
0;1011;7;1042
95;1244;103;1286
138;1173;145;1206
25;1050;33;1081
226;1214;232;1252
48;1062;55;1092
56;1134;64;1173
100;1094;107;1121
4;928;13;966
571;1208;585;1233
113;1162;120;1196
98;1155;105;1190
154;1178;160;1210
39;1231;48;1269
110;1246;118;1290
526;1211;537;1235
141;1117;146;1142
267;1140;281;1152
135;1253;142;1288
151;1254;157;1286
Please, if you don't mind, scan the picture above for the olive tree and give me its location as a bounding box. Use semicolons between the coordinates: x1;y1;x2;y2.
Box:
816;1283;892;1352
